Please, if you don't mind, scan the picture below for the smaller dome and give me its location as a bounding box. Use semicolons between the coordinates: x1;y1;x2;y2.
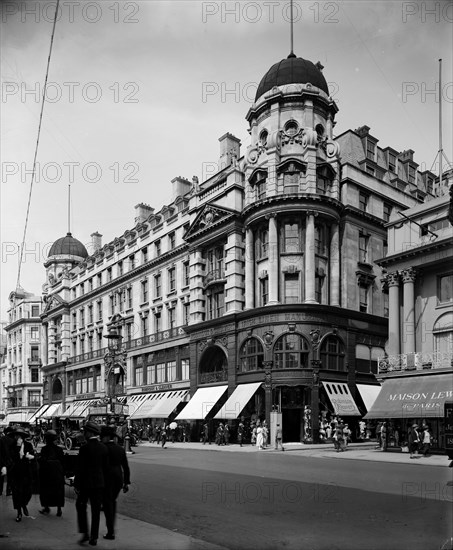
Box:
48;233;88;258
255;55;329;101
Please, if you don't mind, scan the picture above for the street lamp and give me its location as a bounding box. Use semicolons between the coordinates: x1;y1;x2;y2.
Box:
103;315;127;414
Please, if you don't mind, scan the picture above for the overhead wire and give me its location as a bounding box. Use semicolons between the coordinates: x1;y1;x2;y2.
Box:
15;0;61;291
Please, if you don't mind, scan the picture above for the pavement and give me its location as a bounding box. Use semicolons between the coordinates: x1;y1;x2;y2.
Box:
0;441;450;550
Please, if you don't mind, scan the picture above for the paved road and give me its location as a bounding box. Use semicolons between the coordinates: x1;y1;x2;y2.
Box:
104;445;452;550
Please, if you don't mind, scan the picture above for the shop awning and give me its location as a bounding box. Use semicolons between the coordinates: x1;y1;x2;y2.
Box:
5;411;32;424
150;390;190;418
322;382;361;416
125;394;149;416
357;384;382;411
59;399;100;419
41;403;63;419
129;393;162;419
175;385;228;420
364;374;453;419
214;382;262;419
28;404;50;423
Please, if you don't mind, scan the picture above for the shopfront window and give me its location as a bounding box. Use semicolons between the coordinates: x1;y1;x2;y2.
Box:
320;336;345;370
240;338;264;372
274;334;309;369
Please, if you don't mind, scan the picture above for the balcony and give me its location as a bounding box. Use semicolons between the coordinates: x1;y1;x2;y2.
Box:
378;352;453;374
126;326;187;350
203;268;226;288
199;370;228;384
27;358;42;366
70;347;109;365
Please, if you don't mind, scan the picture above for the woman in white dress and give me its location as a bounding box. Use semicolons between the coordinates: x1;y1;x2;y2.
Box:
256;426;264;450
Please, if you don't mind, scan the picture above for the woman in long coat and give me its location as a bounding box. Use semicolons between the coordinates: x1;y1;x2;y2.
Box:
9;428;35;521
38;430;65;516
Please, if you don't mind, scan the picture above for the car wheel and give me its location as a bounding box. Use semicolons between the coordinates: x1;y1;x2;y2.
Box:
65;438;73;451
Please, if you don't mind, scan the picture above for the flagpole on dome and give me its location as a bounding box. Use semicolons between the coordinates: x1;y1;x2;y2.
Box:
289;0;296;58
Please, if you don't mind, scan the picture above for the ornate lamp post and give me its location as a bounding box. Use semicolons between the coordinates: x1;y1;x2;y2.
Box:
103;315;127;414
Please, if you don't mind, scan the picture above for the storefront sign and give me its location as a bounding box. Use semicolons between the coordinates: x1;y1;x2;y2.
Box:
141;383;173;392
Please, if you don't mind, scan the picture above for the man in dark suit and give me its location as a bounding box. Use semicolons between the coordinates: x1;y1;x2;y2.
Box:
74;421;109;546
101;425;131;540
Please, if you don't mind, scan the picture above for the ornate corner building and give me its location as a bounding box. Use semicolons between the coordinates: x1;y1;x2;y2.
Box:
3;53;439;442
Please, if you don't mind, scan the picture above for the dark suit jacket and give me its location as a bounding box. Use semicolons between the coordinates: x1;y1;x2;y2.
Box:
74;437;109;492
104;441;131;492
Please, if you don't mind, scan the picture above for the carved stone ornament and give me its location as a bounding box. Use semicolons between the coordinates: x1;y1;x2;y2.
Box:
401;267;417;284
324;139;340;158
310;329;321;350
267;130;282;151
280;127;303;147
263;331;274;348
301;128;318;149
246;146;260;165
387;271;400;286
264;368;272;389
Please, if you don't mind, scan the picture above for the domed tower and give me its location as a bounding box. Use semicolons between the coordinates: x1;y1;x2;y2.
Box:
44;232;88;286
242;53;341;307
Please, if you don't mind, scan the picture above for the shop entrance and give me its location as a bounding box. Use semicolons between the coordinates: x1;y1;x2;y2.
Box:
282;409;301;442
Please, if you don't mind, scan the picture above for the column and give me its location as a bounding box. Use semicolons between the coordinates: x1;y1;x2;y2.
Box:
387;272;400;356
329;222;340;306
268;215;279;305
224;230;244;314
310;360;321;444
263;362;272;430
189;248;205;324
401;267;416;355
305;212;316;303
245;226;255;310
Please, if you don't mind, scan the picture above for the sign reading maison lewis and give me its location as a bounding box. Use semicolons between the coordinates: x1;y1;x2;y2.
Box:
389;390;453;412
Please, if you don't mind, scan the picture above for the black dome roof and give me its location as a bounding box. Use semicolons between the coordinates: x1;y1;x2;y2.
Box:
48;233;88;258
255;55;329;101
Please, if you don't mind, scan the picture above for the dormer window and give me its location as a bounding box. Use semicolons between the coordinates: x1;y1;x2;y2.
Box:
366;140;375;161
408;165;416;184
388;151;397;172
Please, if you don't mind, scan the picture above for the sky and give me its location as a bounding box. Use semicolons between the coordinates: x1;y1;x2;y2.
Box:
1;0;452;320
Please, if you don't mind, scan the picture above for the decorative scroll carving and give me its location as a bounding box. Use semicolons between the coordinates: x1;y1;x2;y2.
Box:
387;271;400;286
401;267;417;283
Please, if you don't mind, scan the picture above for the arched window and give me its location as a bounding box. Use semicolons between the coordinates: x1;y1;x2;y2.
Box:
199;345;228;384
274;333;309;369
239;338;264;372
320;336;345;371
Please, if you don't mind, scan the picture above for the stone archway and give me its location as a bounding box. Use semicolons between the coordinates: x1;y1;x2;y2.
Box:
52;377;63;401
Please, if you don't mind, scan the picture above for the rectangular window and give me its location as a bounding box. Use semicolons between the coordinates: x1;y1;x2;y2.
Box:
155;312;161;333
257;228;269;259
87;376;93;393
168;307;176;329
75;378;82;394
156;363;166;383
146;364;156;384
154;274;162;298
168;267;176;292
97;300;103;321
141;316;148;336
28;390;41;407
260;278;269;307
315;225;327;256
107;268;112;282
80;338;85;355
142;247;148;263
359;286;368;312
383;202;391;223
383;240;388;257
109;295;115;315
439;274;453;303
72;341;77;357
129;254;135;271
257;179;266;200
181;359;190;380
206;289;225;320
95;374;101;392
127;287;133;309
126;322;133;342
388;152;396;172
359;192;369;212
316;174;329;194
88;278;93;291
183;303;190;325
366;140;375;161
30;326;39;340
30;368;39;383
97;273;102;287
183;262;190;287
88;334;93;352
135;367;143;386
359;235;369;263
80;308;85;326
88;305;93;324
141;279;149;302
169;232;176;249
315;272;324;304
155;239;161;257
117;261;123;277
408;165;416;184
31;305;40;317
167;361;176;382
284;273;300;304
283;222;300;253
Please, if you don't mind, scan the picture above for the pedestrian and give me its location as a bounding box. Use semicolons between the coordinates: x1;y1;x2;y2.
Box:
262;421;269;448
216;423;225;446
0;430;11;495
343;424;352;448
237;422;244;447
408;423;420;459
101;426;131;541
202;422;210;445
38;429;65;517
251;423;257;445
422;426;432;457
256;424;264;450
224;423;230;445
275;424;284;451
9;427;35;522
74;421;109;546
380;422;388;451
334;423;345;452
375;422;382;448
160;425;167;448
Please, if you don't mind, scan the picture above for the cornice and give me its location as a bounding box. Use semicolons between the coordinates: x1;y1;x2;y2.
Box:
376;236;453;267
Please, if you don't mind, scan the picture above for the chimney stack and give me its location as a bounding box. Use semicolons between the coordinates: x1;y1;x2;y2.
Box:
90;232;102;252
171;177;192;199
218;133;241;171
135;203;154;224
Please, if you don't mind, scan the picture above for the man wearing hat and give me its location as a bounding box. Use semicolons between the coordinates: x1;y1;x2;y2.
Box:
100;425;131;540
9;427;35;521
408;423;420;459
38;429;65;516
74;421;109;546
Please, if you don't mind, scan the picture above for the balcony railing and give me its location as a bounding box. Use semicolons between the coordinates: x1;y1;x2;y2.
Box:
199;370;228;384
70;347;109;365
378;352;453;374
27;358;42;366
204;268;226;287
126;326;187;350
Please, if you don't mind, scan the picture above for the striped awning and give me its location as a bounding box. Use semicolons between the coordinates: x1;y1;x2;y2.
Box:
28;404;51;423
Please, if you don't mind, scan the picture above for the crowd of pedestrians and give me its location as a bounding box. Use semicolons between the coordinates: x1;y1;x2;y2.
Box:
0;422;130;547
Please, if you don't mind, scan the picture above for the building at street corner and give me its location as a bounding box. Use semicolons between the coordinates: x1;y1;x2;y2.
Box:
3;288;44;425
7;52;439;443
365;172;453;452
